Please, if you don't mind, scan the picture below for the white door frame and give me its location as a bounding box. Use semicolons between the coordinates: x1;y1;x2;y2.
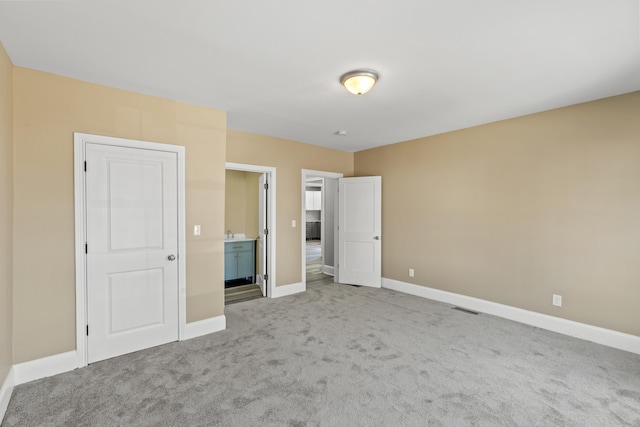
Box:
74;132;187;368
301;169;343;290
225;162;276;298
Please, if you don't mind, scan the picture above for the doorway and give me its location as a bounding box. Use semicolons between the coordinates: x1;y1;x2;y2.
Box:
225;163;276;303
301;170;342;290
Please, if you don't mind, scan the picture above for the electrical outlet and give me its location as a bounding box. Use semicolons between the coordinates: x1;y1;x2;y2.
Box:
292;220;296;228
409;268;415;277
194;225;201;236
552;294;562;307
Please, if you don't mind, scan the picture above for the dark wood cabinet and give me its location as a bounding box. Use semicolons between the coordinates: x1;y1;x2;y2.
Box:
306;221;321;240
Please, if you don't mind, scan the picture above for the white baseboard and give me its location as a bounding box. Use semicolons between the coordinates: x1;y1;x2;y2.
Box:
322;265;335;276
0;367;15;424
182;315;226;340
271;282;304;298
12;350;79;386
6;316;227;395
382;278;640;355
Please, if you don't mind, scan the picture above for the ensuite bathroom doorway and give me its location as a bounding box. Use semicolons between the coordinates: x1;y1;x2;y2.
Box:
224;163;275;305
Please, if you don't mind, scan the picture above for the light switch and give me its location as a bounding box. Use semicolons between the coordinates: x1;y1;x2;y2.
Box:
194;225;201;236
292;220;296;228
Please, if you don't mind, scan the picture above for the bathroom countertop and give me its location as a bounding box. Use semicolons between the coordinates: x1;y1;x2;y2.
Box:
224;237;256;242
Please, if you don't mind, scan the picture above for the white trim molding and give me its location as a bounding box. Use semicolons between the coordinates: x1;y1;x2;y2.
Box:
12;351;79;386
0;367;15;423
271;282;305;298
181;315;226;341
382;278;640;355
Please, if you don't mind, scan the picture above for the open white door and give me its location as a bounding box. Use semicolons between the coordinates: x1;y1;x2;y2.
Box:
85;143;179;363
338;176;382;287
257;173;269;297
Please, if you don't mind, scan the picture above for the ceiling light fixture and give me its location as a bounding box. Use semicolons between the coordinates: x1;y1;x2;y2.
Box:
340;69;379;95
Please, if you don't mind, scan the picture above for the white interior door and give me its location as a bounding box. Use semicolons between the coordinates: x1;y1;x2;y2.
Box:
257;173;268;297
338;176;382;287
85;143;179;363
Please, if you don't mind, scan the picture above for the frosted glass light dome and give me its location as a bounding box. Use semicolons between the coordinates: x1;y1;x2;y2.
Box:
340;70;379;95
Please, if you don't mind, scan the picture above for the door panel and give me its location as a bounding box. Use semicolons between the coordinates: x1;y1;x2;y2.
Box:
258;173;268;297
343;242;374;272
237;251;254;280
338;176;382;287
86;143;179;363
108;268;165;333
108;161;164;251
224;245;236;281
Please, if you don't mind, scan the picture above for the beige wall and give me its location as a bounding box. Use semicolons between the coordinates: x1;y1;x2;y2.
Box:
12;67;227;363
355;92;640;336
224;170;260;239
0;43;13;382
4;58;638;369
244;172;260;239
226;130;354;286
225;170;248;235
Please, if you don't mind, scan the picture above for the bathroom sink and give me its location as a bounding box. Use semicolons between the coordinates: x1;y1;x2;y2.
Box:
225;233;248;241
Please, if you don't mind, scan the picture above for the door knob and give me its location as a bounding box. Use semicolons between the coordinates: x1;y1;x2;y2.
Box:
167;254;176;261
374;236;380;240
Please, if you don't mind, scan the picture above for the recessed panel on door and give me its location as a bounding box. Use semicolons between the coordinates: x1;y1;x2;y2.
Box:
108;268;165;334
344;182;375;233
108;161;164;251
343;242;375;273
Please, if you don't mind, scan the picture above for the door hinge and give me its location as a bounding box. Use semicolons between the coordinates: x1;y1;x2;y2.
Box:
84;161;87;172
85;243;88;254
264;183;269;190
264;228;269;235
86;325;89;336
264;274;269;281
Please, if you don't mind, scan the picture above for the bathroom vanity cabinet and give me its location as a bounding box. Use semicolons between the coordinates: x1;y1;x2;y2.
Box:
224;240;255;283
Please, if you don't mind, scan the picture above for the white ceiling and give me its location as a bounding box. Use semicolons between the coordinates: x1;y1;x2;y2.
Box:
0;0;638;152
